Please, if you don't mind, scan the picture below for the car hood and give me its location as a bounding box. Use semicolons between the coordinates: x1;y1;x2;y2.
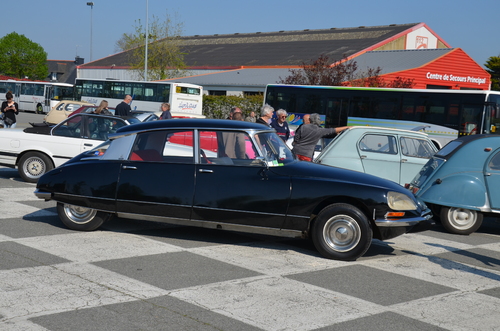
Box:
271;160;404;192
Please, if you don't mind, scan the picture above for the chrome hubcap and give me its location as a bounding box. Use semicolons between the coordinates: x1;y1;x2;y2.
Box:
323;215;361;252
24;157;45;178
63;204;97;225
448;208;476;230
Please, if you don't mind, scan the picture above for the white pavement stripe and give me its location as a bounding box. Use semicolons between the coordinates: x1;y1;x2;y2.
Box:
171;275;386;331
364;254;500;291
0;263;168;322
16;231;184;263
391;291;500;331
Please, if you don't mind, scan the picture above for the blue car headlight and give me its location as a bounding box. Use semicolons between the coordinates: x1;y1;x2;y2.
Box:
387;191;417;211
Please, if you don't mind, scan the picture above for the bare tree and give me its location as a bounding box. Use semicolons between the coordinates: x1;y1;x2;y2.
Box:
115;12;189;81
278;54;357;86
279;54;415;88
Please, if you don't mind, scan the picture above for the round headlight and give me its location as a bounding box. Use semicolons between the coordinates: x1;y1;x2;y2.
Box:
387;191;417;211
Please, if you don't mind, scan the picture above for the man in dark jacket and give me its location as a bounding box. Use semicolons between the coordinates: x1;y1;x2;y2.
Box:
292;113;348;161
115;95;132;116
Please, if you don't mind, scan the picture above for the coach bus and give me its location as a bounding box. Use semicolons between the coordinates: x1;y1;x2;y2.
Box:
74;78;203;116
264;84;500;148
0;80;74;113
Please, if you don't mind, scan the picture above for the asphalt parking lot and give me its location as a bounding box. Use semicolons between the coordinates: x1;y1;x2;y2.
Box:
1;163;500;331
1;113;500;330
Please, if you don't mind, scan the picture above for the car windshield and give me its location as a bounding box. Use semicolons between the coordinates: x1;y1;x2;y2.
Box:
254;132;295;165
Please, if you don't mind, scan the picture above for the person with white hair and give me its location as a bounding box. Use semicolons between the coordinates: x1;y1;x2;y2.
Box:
270;108;290;142
256;104;274;127
292;113;348;161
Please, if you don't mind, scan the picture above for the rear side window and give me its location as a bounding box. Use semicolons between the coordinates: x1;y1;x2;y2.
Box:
359;134;397;154
488;151;500;170
400;137;435;158
129;130;194;163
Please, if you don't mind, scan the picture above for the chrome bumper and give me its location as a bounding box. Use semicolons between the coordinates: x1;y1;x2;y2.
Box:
374;209;433;227
34;189;52;201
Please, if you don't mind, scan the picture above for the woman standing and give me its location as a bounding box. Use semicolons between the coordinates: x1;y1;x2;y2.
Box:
1;91;19;128
94;100;112;115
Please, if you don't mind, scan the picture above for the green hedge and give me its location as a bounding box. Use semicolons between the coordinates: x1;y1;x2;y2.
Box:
202;95;264;119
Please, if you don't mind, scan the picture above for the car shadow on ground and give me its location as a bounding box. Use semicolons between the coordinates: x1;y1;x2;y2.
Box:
97;216;400;261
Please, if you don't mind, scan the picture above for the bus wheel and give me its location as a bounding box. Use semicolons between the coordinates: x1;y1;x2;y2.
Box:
36;104;43;114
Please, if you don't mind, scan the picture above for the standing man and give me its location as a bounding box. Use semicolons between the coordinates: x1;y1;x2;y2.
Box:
292;113;348;161
115;95;132;116
227;106;242;120
270;109;290;142
245;111;256;123
256;104;274;127
159;103;172;120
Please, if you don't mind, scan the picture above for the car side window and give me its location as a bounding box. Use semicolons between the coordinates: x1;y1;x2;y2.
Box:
88;116;126;140
401;137;435;158
129;130;194;163
199;130;260;166
488;151;500;170
358;134;397;154
52;115;84;138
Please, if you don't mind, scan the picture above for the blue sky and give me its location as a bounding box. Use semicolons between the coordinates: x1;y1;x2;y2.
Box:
4;0;499;68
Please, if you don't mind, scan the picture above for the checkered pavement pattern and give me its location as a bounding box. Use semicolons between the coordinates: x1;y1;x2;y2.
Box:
1;178;500;330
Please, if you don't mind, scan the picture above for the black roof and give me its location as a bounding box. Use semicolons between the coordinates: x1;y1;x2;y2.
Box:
114;118;272;136
84;23;421;68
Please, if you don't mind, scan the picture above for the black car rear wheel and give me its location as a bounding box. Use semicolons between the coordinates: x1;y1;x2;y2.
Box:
312;203;372;261
57;202;111;231
440;206;483;235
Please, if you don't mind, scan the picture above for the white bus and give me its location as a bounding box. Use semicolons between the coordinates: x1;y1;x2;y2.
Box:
74;78;203;116
0;79;74;114
264;84;500;148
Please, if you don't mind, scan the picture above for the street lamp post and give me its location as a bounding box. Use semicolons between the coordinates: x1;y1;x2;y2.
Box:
87;2;94;62
144;0;149;81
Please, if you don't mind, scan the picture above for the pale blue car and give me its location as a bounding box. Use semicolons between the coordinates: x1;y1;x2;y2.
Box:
315;126;437;186
408;134;500;235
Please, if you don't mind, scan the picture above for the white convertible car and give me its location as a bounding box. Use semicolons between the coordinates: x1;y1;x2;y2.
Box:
0;113;130;182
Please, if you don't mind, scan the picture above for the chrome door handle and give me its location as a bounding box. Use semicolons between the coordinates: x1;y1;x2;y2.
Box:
122;166;137;170
360;155;367;159
199;169;213;173
401;159;408;163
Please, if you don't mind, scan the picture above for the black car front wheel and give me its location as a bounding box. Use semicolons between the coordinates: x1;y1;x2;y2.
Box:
57;202;111;231
440;206;483;235
312;203;372;261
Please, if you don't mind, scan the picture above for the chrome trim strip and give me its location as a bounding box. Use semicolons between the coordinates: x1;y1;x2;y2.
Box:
118;212;306;238
193;205;288;218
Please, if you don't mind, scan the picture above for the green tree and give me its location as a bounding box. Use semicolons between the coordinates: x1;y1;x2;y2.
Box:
0;32;48;80
203;95;263;119
485;55;500;91
115;13;188;81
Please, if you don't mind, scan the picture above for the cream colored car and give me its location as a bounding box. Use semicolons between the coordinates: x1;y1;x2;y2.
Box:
44;100;94;124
